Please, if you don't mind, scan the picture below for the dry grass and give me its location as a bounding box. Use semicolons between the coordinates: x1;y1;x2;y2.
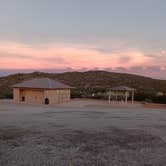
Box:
0;99;166;166
0;126;166;166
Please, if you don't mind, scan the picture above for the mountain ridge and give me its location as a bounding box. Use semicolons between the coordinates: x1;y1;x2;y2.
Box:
0;70;166;101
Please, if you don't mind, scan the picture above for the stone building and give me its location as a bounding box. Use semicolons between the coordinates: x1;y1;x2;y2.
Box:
13;78;72;104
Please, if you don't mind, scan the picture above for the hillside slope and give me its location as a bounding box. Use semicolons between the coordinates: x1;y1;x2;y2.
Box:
0;71;166;100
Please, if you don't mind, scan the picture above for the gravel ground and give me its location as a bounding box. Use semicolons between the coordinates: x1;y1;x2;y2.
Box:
0;99;166;166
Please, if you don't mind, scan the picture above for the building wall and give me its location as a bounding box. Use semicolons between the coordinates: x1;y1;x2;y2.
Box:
21;89;44;104
44;89;70;104
13;88;20;102
13;88;71;104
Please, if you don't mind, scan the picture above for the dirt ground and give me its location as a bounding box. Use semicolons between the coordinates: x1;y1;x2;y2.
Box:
144;103;166;109
0;99;166;166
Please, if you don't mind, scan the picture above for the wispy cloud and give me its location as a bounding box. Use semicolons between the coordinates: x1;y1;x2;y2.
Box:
0;41;165;79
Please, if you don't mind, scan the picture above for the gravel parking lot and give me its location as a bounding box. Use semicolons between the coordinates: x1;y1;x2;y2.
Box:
0;99;166;166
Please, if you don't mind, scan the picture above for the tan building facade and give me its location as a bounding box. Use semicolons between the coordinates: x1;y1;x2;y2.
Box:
13;78;72;104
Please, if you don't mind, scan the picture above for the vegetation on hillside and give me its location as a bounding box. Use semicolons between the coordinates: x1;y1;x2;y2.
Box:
0;71;166;103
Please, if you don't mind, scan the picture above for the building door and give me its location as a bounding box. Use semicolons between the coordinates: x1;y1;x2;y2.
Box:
45;98;49;105
21;96;25;102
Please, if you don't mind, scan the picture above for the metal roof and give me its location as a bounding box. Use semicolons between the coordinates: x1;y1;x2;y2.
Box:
12;78;73;89
110;86;136;91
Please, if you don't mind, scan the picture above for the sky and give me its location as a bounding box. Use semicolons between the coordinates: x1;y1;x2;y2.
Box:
0;0;166;79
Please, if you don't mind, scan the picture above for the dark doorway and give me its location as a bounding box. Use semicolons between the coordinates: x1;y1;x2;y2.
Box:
45;98;49;105
21;96;25;102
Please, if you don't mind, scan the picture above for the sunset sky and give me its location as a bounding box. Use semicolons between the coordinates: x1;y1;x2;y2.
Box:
0;0;166;79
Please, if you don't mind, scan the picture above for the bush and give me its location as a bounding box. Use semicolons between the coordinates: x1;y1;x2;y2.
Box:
152;95;166;104
135;92;166;104
0;93;13;99
4;93;13;99
134;92;156;102
71;89;82;98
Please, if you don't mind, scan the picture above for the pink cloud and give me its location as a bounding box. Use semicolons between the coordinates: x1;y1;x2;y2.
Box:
0;42;164;75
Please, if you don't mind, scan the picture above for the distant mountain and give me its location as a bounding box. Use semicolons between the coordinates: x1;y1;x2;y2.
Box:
0;71;166;101
0;73;6;77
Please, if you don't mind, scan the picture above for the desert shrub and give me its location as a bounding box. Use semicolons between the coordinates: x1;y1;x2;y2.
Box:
71;89;82;98
0;89;13;99
135;92;166;104
152;95;166;104
4;93;13;99
134;92;156;102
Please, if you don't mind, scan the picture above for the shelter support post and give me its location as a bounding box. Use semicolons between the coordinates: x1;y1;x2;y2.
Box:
108;95;111;104
115;94;118;104
125;91;128;104
108;91;111;104
131;91;134;104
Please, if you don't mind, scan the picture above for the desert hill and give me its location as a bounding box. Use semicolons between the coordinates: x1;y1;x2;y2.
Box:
0;71;166;102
